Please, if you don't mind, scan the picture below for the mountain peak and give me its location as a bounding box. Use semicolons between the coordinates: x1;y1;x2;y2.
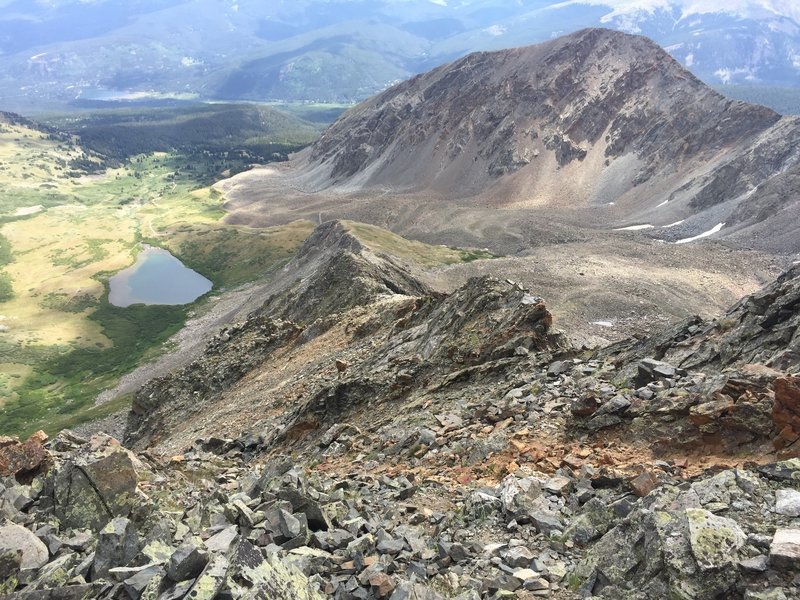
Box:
302;28;779;199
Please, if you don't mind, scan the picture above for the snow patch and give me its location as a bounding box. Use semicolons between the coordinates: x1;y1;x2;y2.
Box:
181;57;203;67
592;321;614;327
553;0;800;24
484;25;507;36
14;205;43;216
615;224;655;231
714;66;756;84
675;222;725;244
663;220;685;228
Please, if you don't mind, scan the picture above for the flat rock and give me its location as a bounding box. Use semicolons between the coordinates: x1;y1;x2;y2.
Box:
205;525;238;554
770;528;800;569
54;449;139;531
544;476;572;496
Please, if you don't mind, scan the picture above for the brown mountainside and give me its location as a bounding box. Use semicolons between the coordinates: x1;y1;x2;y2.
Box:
294;28;800;253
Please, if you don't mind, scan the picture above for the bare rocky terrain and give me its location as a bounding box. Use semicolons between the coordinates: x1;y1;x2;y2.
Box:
1;221;798;599
1;27;799;600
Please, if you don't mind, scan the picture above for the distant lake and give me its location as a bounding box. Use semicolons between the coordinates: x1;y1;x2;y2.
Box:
109;246;212;308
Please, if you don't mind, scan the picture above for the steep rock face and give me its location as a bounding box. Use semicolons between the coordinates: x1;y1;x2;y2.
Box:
573;265;800;458
253;220;435;324
266;276;567;450
126;221;435;448
604;264;800;375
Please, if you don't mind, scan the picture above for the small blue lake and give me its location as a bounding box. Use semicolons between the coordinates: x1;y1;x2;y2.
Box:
108;246;212;308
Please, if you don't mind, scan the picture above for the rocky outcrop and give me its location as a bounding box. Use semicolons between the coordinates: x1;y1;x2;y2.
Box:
0;431;325;599
8;427;800;599
306;29;778;193
9;250;800;599
562;265;800;458
573;464;800;599
124;221;568;451
254;220;435;325
126;317;303;448
0;431;52;484
266;275;568;450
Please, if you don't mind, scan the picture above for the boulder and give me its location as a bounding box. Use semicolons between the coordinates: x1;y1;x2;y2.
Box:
686;508;746;571
775;489;800;517
0;431;51;483
0;522;49;570
53;449;139;531
166;540;209;582
630;471;657;498
563;498;614;545
230;550;324;599
573;504;747;599
205;525;238;554
92;517;140;580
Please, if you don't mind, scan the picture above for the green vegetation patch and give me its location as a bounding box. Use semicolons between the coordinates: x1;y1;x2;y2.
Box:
0;272;13;303
343;221;495;267
0;106;320;438
160;220;315;289
0;298;186;437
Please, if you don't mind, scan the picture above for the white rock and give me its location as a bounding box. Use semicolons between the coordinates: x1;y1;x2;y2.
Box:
775;489;800;517
0;522;49;570
513;567;539;580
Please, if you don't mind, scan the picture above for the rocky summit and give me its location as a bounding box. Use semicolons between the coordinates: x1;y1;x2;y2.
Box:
0;220;798;599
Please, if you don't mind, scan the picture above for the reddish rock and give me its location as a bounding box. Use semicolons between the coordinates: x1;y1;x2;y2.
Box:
773;376;800;451
369;573;396;598
0;431;51;483
630;471;657;498
0;436;19;449
689;393;735;426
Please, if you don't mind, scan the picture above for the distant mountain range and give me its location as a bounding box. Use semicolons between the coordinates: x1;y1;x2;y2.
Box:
0;0;798;111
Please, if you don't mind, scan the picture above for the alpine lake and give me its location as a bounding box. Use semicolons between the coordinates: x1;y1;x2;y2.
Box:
108;246;212;308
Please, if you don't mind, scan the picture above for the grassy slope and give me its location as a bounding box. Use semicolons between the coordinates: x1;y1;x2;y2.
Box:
0;108;316;437
344;221;494;267
0;105;496;438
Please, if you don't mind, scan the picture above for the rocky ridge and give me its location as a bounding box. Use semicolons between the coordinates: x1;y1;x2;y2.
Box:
1;222;799;599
